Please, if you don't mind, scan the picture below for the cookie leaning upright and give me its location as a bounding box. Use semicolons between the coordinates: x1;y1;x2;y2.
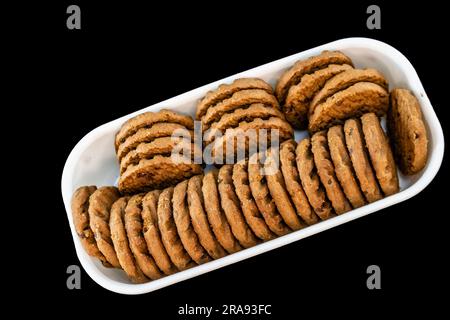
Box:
196;78;293;163
276;50;354;129
116;109;203;194
388;89;428;175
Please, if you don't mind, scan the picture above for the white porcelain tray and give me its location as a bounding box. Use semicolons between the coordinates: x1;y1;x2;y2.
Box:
61;37;444;295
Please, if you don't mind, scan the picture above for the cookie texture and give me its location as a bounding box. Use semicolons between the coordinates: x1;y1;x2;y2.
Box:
388;88;428;175
247;157;291;236
276;50;353;104
295;138;334;220
310;68;388;116
173;180;212;263
141;190;176;275
311;131;352;214
157;187;195;270
232;161;276;240
284;64;353;128
196;78;273;120
361;113;399;196
110;196;148;283
115;109;194;150
118;155;202;194
88;186;121;268
280;140;318;225
308;82;389;132
71;186;112;266
125;194;163;280
202;169;242;254
218;165;260;248
327;125;366;208
344;118;383;203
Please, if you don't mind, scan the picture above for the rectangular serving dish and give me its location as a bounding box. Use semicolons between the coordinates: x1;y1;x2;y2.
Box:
61;37;444;295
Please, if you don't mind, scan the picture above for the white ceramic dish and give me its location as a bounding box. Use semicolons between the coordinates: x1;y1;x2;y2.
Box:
61;37;444;295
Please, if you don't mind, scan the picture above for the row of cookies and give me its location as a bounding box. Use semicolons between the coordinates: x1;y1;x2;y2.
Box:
115;109;203;194
275;50;390;133
196;78;294;160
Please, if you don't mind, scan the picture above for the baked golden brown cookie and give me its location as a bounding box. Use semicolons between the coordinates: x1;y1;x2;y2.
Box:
125;194;163;280
157;187;195;270
263;150;306;229
309;68;388;117
218;165;260;248
118;155;202;194
308;82;389;132
284;64;353;128
344;118;383;203
196;78;273;120
115;109;194;150
311;131;352;214
88;186;121;268
117;123;194;161
296;138;334;220
110;196;148;283
187;175;227;259
232;161;276;240
71;186;112;266
202;169;242;254
247;157;291;236
327;125;366;208
276;50;353;104
279;140;319;225
361;113;399;196
173;180;212;264
141;190;177;275
388;88;428;175
201;89;279;131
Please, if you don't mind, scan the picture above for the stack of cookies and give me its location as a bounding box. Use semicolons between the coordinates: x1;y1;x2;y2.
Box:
196;78;294;162
276;50;390;132
116;109;203;194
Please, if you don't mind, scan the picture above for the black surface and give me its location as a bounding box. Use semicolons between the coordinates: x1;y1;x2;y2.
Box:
21;1;449;317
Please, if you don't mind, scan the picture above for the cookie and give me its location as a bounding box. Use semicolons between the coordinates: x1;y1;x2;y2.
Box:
110;196;148;283
388;88;428;175
344;118;383;202
218;165;260;248
247;157;291;236
187;175;227;259
201;89;279;131
115;109;194;150
311;131;352;214
118;155;203;194
275;50;353;104
284;64;353;128
308;82;389;133
71;186;112;266
202;169;242;254
157;187;195;270
196;78;273;120
88;186;121;268
204;103;286;144
117;122;194;161
327;125;366;208
125;194;163;280
279;140;319;225
310;68;388;116
295;138;334;220
361;113;399;196
173;180;211;264
120;137;197;174
209;117;294;161
232;161;276;240
141;190;177;275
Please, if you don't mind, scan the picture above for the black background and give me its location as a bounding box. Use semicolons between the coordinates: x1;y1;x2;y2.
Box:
22;1;449;317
